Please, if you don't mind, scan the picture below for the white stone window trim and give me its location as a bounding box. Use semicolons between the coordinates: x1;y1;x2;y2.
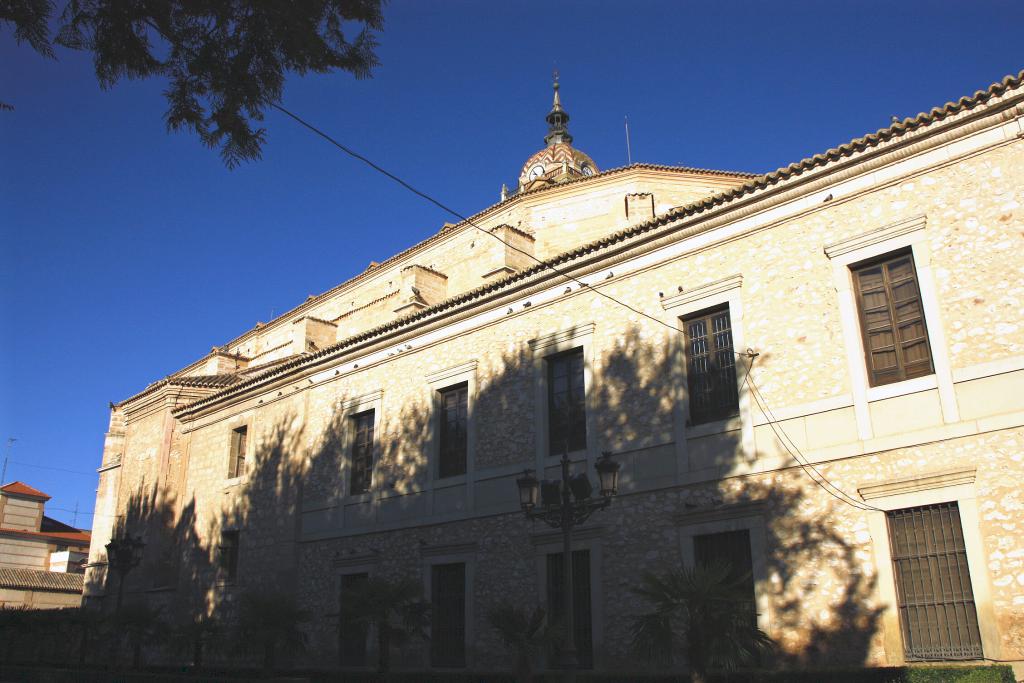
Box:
420;542;477;670
675;504;772;636
824;215;958;441
426;361;478;481
529;324;598;472
338;390;384;504
531;525;605;670
857;470;1003;664
661;275;756;467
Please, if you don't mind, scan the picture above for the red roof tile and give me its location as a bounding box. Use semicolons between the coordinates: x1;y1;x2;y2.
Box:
0;525;91;546
0;481;51;500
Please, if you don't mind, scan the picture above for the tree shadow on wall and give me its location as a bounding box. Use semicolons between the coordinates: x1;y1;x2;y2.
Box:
97;323;884;674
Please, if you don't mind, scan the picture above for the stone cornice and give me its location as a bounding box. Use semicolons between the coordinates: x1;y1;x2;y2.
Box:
858;467;976;500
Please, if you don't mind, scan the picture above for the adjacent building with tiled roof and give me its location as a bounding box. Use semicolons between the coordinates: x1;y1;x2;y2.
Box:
86;71;1024;677
0;481;90;608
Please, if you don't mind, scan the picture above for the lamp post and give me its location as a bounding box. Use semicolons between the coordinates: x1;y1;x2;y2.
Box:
105;534;145;612
516;449;620;681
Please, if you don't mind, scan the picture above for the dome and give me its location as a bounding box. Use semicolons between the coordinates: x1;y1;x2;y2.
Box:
516;75;599;193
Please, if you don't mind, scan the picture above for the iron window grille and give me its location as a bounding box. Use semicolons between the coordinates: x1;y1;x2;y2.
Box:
546;549;593;669
430;562;466;668
683;306;739;424
338;572;369;666
218;530;239;582
349;410;375;495
693;529;758;629
852;251;934;387
887;502;983;660
438;383;468;479
547;347;587;455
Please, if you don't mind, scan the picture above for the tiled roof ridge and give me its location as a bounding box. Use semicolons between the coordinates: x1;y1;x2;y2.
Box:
673;69;1024;221
158;69;1024;416
0;481;51;500
0;567;85;592
334;289;400;321
489;224;535;241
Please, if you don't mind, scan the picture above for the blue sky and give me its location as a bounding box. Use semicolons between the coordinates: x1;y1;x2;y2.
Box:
2;0;1022;528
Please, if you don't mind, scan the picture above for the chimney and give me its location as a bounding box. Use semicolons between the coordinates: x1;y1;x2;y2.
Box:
394;265;448;316
625;192;655;222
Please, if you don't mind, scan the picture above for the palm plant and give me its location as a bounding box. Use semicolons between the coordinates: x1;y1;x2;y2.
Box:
486;601;552;683
338;575;430;674
630;559;773;683
234;588;309;673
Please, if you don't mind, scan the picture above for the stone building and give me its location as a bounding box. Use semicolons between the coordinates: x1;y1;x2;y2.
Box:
84;71;1024;676
1;481;90;608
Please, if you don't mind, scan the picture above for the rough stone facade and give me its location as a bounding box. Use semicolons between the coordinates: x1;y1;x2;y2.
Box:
85;73;1024;676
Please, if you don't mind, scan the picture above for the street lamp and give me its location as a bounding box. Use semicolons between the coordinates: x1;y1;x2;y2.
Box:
105;534;146;611
516;450;620;680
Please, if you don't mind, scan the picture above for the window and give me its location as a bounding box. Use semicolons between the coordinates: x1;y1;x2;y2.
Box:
349;410;374;495
887;502;983;660
228;426;248;478
438;383;468;478
693;529;757;628
546;549;593;669
852;251;933;387
547;348;586;454
683;306;739;424
431;562;466;668
218;530;239;582
339;572;369;666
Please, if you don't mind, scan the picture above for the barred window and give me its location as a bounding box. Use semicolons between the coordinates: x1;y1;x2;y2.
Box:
218;530;239;582
548;348;586;455
888;502;983;660
338;572;368;666
349;410;374;495
853;251;934;386
546;549;593;669
228;426;248;478
693;529;757;628
683;306;738;424
438;383;468;479
430;562;466;668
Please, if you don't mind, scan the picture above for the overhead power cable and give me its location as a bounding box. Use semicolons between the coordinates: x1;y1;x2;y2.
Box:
270;103;879;514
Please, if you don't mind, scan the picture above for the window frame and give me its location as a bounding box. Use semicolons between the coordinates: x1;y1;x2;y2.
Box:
825;215;959;441
850;249;934;388
338;390;383;502
228;425;249;479
546;346;587;456
421;542;476;670
682;304;740;425
348;409;376;496
430;561;467;668
860;472;1002;664
437;382;469;480
218;529;240;584
529;324;596;470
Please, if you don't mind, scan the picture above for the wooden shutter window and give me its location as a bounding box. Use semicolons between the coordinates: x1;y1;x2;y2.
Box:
853;252;934;386
693;529;757;628
219;530;239;582
438;383;468;479
548;348;587;455
229;426;248;478
349;410;374;495
887;502;983;660
683;306;739;424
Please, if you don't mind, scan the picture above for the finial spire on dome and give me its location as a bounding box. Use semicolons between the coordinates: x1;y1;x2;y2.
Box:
544;69;573;146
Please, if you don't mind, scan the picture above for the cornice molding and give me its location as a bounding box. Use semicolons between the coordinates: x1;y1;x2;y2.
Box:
673;501;767;526
661;274;743;311
824;214;927;259
858;467;976;501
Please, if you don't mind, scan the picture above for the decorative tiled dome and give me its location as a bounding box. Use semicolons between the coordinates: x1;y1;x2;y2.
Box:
516;74;599;192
